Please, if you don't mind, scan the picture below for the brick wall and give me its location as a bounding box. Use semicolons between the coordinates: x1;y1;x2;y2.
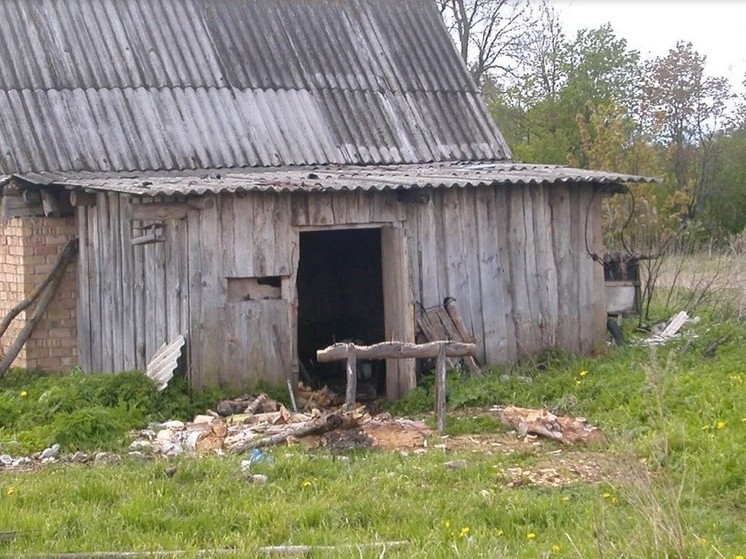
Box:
0;216;77;371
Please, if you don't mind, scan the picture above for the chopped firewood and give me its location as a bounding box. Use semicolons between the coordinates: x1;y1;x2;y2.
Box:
231;409;368;453
498;406;607;446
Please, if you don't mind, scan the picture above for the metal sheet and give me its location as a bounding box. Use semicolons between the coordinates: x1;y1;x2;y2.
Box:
0;0;511;174
13;162;656;196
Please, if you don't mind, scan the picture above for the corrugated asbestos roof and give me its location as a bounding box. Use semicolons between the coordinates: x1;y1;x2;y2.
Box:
0;0;510;175
14;162;655;196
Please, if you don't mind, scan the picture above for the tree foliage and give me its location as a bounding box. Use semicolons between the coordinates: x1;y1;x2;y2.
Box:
446;1;743;246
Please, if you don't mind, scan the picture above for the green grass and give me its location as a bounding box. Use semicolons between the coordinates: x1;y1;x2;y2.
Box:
1;311;745;557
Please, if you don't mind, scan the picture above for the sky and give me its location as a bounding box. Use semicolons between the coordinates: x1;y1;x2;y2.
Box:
553;1;746;94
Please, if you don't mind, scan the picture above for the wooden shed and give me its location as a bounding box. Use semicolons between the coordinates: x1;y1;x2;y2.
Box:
0;0;650;398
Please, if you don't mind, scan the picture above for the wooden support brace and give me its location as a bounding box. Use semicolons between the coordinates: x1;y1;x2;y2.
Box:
435;342;447;434
344;344;357;409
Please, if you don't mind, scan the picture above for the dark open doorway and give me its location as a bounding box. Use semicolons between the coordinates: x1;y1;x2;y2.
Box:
296;228;386;399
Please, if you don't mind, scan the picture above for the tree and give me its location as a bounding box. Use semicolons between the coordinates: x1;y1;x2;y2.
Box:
437;0;531;85
642;42;733;220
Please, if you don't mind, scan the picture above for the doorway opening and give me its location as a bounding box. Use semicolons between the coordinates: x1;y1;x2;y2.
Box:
296;228;386;400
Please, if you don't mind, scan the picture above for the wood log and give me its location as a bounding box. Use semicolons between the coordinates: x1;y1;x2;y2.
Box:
0;238;79;377
232;411;364;453
498;406;607;446
246;394;270;415
317;340;476;362
0;238;79;341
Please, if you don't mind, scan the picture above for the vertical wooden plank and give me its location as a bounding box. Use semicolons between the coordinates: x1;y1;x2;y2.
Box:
233;195;255;277
506;186;535;358
98;194;114;372
493;186;517;361
253;194;274;277
432;191;448;302
577;185;606;352
415;192;440;308
460;188;484;361
291;192;309;227
442;189;470;307
197;195;224;387
381;226;416;399
475;185;507;364
274;193;292;276
521;186;541;353
118;196;136;370
589;188;607;349
186;207;203;386
308;192;334;226
165;216;185;342
557;185;580;352
75;205;92;371
220;195;236;278
108;194;124;372
531;184;559;350
132;215;147;371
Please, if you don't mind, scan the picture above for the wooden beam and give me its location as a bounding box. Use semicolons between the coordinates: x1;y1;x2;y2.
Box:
317;340;476;362
70;191;97;207
1;194;44;218
128;203;189;221
22;190;41;204
435;342;447;433
344;345;357;409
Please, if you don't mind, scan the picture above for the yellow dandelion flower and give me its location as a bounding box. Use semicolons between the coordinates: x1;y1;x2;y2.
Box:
301;480;312;488
6;487;15;496
734;555;744;559
717;421;726;430
444;520;450;528
698;537;708;546
459;527;470;538
561;496;570;502
575;380;582;386
527;532;537;540
579;370;588;377
741;417;746;423
552;545;561;552
611;497;619;505
602;492;611;499
496;529;504;537
20;391;28;397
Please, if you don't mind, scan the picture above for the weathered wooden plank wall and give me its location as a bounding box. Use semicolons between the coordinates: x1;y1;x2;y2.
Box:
77;183;605;393
405;183;605;364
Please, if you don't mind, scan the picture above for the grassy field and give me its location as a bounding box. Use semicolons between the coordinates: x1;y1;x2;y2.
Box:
1;309;745;557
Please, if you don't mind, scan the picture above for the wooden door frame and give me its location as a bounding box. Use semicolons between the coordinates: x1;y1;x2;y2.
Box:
291;222;415;399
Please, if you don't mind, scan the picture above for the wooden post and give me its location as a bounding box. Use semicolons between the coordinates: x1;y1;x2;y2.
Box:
435;342;447;434
344;344;357;409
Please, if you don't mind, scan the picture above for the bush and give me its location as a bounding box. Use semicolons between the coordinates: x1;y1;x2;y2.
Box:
0;370;228;454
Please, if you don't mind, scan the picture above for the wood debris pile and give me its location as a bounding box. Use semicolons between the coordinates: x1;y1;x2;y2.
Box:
497;406;607;446
503;457;606;488
131;393;431;455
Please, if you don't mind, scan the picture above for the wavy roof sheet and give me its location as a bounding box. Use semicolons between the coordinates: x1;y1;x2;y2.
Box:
14;162;655;196
0;0;510;174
